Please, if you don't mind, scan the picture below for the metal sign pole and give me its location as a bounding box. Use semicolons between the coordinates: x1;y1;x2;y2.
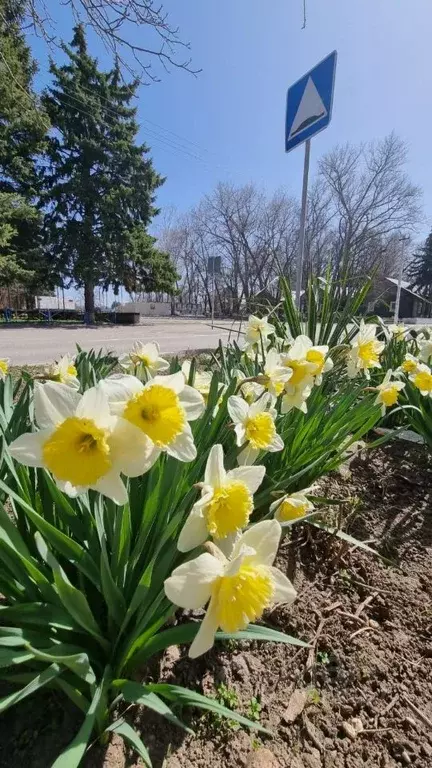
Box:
394;234;409;323
295;138;311;309
211;257;215;329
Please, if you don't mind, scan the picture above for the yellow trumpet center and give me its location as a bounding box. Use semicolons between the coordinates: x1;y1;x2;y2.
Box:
42;417;111;486
278;499;309;521
123;384;185;445
67;364;77;377
244;412;275;449
306;349;325;374
213;562;274;633
132;353;152;368
0;360;8;376
380;385;400;407
401;358;417;374
284;359;311;386
413;370;432;393
205;482;252;540
358;340;380;367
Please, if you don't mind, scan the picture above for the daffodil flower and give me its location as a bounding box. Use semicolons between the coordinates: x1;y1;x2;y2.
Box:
387;324;408;342
270;488;315;523
99;371;204;462
347;321;385;379
44;354;79;389
177;443;265;553
9;382;157;503
0;358;9;380
399;353;420;375
228;393;283;465
281;336;318;388
233;369;265;405
375;370;405;415
166;519;296;658
281;381;312;414
244;315;275;345
418;338;432;365
263;348;293;396
409;363;432;397
121;341;169;377
181;361;224;404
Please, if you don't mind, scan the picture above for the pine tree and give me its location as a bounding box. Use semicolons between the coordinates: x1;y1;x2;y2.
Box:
0;0;48;304
407;231;432;301
42;25;174;321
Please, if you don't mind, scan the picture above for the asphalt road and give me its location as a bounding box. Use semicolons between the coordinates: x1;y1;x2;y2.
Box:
0;318;243;365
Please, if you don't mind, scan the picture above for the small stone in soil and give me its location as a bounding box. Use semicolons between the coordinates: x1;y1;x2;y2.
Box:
246;747;280;767
282;689;308;724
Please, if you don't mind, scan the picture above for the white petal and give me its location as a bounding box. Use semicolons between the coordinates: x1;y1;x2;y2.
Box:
151;371;184;394
56;479;80;498
232;520;281;565
249;393;272;417
177;503;209;552
164;554;223;609
76;386;112;427
166;423;196;461
34;381;81;428
227;395;249;424
189;596;219;658
99;374;143;413
204;444;226;488
9;429;52;467
269;567;297;604
268;433;284;452
234;423;246;447
227;464;265;493
237;444;259;466
179;385;205;420
109;418;160;477
92;470;128;505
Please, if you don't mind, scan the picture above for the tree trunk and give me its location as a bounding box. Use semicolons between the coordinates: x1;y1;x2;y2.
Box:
84;281;95;324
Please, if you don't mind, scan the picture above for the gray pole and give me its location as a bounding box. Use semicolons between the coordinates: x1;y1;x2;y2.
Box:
211;257;215;329
394;234;409;323
295;138;311;308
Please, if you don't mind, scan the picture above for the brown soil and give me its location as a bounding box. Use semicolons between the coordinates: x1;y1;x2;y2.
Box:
1;441;431;768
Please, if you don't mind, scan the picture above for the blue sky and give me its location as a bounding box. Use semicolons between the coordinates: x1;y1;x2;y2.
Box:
29;0;432;241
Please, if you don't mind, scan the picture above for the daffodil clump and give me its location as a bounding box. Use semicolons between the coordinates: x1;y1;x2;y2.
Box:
0;313;405;764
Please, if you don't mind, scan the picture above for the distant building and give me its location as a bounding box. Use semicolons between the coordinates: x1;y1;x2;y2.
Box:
364;277;430;320
116;300;171;317
36;296;76;311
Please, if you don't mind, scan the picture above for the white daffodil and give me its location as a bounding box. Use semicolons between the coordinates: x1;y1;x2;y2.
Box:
270;488;315;523
281;381;312;414
409;363;432;397
165;519;296;658
44;354;79;389
347;321;385;379
233;369;265;405
374;370;405;416
0;358;9;380
244;315;275;346
418;338;432;364
387;324;408;342
121;341;169;377
281;336;318;389
99;371;205;462
263;348;293;397
399;353;420;375
9;382;158;503
242;338;270;362
228;394;283;465
177;443;265;553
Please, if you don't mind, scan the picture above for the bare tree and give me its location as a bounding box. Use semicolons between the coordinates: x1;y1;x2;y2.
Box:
22;0;198;82
318;133;422;278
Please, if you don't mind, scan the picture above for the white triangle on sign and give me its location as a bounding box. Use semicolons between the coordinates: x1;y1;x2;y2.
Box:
289;76;327;139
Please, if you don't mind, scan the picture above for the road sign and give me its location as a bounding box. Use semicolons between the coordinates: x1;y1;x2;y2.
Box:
285;51;337;154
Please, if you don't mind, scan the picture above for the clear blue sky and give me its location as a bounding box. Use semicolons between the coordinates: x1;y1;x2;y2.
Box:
29;0;432;239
